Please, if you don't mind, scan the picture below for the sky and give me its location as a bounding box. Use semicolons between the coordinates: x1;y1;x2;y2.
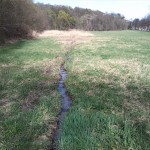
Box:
33;0;150;20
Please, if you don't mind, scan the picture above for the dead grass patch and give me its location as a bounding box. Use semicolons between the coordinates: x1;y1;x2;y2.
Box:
23;81;50;109
24;90;41;109
38;30;94;50
0;99;14;114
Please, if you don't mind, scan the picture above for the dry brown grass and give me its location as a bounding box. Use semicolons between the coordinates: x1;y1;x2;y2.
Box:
38;30;94;50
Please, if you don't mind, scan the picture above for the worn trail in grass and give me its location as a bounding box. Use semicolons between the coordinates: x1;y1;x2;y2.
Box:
59;31;150;150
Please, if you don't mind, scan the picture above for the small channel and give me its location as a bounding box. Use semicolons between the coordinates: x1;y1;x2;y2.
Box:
51;64;72;150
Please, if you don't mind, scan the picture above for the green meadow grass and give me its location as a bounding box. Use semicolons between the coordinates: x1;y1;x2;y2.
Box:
0;39;64;150
0;31;150;150
59;31;150;150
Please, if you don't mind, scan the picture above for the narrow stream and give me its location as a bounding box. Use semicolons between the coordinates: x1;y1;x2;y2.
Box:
51;64;72;150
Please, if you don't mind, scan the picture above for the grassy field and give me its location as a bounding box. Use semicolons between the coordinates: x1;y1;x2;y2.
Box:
59;31;150;150
0;38;65;149
0;31;150;150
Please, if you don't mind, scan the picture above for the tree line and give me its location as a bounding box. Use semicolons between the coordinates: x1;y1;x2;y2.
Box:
36;3;128;31
0;0;129;43
128;14;150;31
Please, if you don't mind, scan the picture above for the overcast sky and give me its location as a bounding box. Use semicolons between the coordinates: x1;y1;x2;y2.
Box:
34;0;150;20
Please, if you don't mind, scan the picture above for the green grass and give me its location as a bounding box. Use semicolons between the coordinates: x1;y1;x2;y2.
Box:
0;39;64;150
1;31;150;150
58;31;150;150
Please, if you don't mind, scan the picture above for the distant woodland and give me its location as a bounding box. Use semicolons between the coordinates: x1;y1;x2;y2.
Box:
129;15;150;31
0;0;149;43
36;3;128;31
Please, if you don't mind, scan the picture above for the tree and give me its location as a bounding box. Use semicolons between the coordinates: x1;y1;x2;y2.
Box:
129;13;150;31
57;10;76;30
132;18;140;30
0;0;47;43
47;10;57;29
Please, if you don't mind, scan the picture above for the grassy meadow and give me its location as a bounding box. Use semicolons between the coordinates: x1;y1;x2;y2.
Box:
0;38;65;149
59;31;150;150
0;30;150;150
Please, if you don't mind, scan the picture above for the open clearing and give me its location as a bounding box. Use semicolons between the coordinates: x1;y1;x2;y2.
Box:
0;30;150;150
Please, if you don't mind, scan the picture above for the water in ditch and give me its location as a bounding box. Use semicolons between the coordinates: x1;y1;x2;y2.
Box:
51;64;72;150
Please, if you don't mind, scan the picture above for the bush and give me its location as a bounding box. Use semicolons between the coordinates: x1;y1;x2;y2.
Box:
0;0;47;43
